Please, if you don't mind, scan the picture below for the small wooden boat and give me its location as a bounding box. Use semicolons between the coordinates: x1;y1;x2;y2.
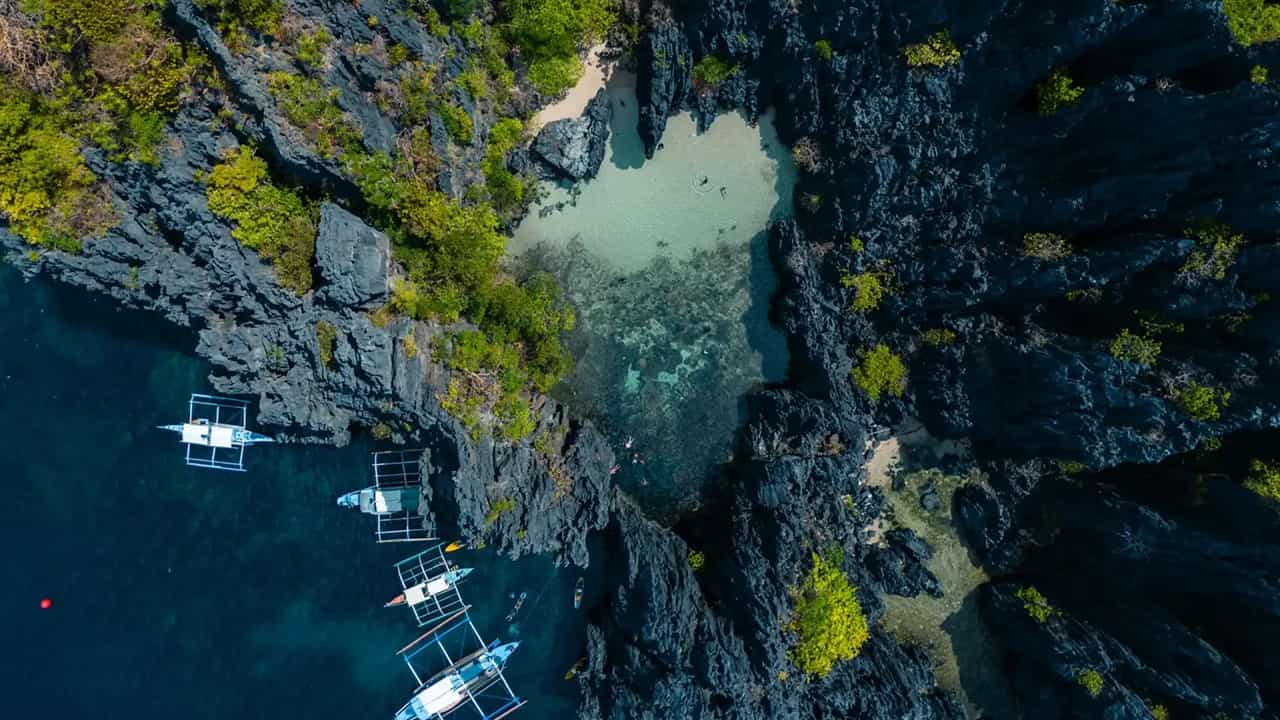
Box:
573;577;584;609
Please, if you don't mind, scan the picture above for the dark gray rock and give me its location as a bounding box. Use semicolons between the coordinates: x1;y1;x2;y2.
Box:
530;89;612;181
314;203;390;310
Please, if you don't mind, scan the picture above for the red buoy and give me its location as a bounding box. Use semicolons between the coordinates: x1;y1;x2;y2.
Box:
39;597;52;610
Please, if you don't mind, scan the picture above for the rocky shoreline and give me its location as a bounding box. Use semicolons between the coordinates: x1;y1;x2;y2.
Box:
5;0;1280;718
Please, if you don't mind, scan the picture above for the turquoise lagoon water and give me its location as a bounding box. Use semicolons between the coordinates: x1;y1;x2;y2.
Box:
0;268;584;719
510;72;797;513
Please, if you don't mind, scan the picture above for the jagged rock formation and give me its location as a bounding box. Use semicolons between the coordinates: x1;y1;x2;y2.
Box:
530;89;612;180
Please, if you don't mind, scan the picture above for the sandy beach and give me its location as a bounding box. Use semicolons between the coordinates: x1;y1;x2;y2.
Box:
534;44;615;127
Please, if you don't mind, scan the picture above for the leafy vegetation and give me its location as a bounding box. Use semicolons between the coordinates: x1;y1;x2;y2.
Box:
813;39;833;61
1109;328;1161;366
841;271;887;312
1078;669;1105;698
0;0;211;251
921;328;957;346
852;344;906;402
267;72;362;158
1023;232;1072;261
0;84;115;250
1015;585;1058;623
687;549;705;572
484;496;516;524
1252;64;1270;83
849;234;865;253
1173;382;1230;421
294;26;331;71
195;0;282;51
902;31;960;68
1223;0;1280;46
692;55;740;87
483;117;527;211
787;547;869;677
1182;220;1244;281
1245;459;1280;503
1036;68;1084;116
314;320;337;367
498;0;614;95
205;146;316;294
1148;703;1170;720
438;101;474;144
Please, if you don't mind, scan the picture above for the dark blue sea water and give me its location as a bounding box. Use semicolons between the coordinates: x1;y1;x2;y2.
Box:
0;267;584;719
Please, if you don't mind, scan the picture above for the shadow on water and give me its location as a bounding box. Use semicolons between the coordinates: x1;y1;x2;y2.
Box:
942;591;1020;719
607;71;645;171
0;266;582;720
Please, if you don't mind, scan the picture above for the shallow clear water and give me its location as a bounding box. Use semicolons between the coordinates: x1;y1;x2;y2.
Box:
0;268;583;719
509;72;796;513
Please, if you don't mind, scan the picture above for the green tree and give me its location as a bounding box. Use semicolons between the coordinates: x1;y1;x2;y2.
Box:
852;344;906;401
692;55;740;87
1109;329;1161;366
1015;585;1058;623
205;146;316;294
1036;68;1084;116
1078;669;1105;698
813;39;833;61
1224;0;1280;46
1245;459;1280;503
787;547;869;677
500;0;614;95
902;31;960;68
1172;382;1230;421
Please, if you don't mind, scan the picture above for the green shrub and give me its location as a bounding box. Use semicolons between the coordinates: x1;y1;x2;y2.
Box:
484;117;527;211
445;0;482;20
195;0;283;49
787;547;869;677
205;146;316;294
294;27;331;70
902;31;960;68
484;497;516;524
1245;459;1280;502
852;344;906;402
267;72;362;158
501;0;614;95
692;55;740;87
813;39;833;61
438;102;474;144
1109;329;1161;366
687;549;705;572
1023;232;1072;261
841;271;887;312
0;86;116;251
1148;703;1170;720
849;234;865;253
1173;382;1230;421
1078;669;1105;698
1252;64;1270;83
1182;220;1244;281
314;320;337;367
1224;0;1280;46
1015;585;1058;623
1036;68;1084;116
921;328;957;346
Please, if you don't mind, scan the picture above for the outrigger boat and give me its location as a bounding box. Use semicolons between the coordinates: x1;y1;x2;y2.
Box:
338;449;436;543
396;640;520;720
158;393;272;471
386;544;473;627
395;609;525;720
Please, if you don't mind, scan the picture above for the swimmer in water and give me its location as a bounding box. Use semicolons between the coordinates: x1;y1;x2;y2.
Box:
720;186;727;198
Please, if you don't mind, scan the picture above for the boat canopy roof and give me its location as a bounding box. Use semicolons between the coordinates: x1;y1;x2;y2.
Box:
181;423;236;448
